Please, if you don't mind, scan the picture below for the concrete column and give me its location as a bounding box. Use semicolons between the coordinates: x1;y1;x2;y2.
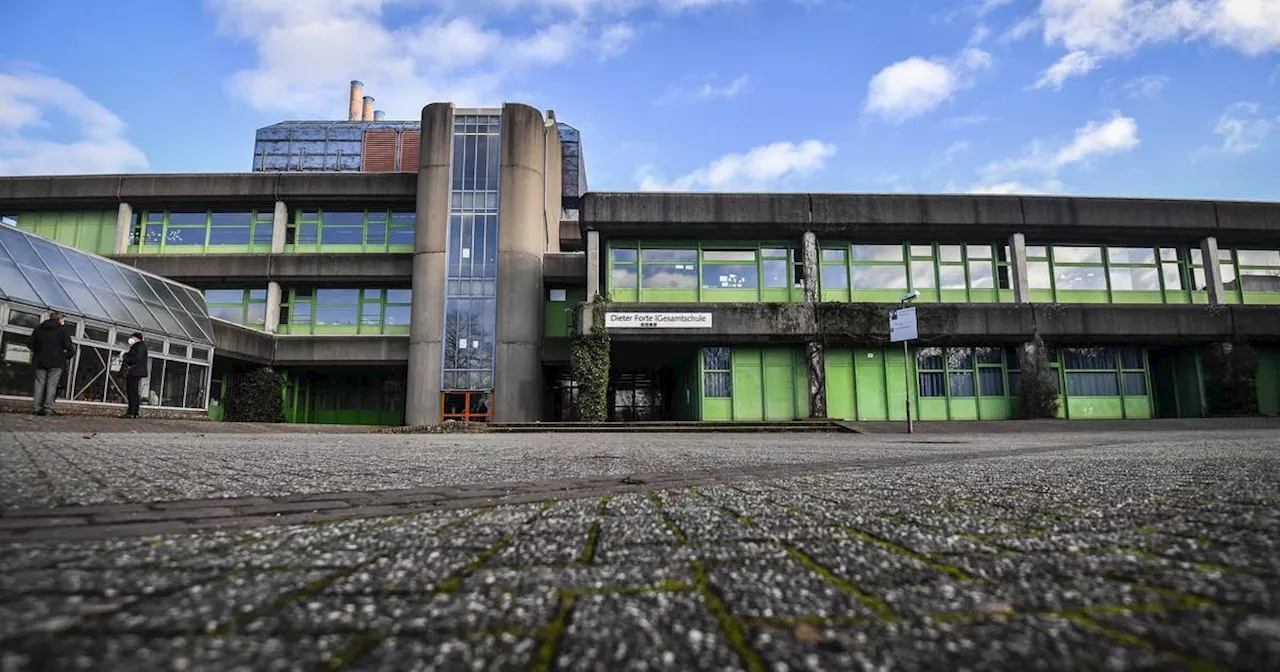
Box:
270;201;287;255
113;202;133;254
494;103;560;423
800;231;826;418
801;231;820;302
1200;237;1227;305
1009;232;1031;303
585;230;601;300
405;103;454;427
264;281;282;334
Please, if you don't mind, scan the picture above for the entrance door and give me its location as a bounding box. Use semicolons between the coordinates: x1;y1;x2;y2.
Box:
854;349;889;420
441;391;494;423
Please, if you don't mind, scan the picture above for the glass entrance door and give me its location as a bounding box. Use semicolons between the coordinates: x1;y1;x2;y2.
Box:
441;391;493;423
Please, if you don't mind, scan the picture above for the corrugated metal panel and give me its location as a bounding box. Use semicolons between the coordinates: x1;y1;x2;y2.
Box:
399;131;420;172
362;130;398;172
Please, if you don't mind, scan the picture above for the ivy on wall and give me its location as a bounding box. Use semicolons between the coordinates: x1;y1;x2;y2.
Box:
1203;342;1259;417
224;367;287;423
1015;336;1060;420
571;296;611;423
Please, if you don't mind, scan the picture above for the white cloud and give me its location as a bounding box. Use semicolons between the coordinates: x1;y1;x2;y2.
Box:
598;22;635;59
656;74;749;105
1212;101;1275;154
1022;0;1280;87
206;0;725;116
636;140;836;191
1122;73;1171;97
961;112;1139;194
0;70;148;175
943;140;973;162
941;114;994;128
965;179;1067;195
864;48;993;123
1032;50;1100;89
1001;15;1041;41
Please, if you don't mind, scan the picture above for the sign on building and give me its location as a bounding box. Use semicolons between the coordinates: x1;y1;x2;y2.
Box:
605;312;713;329
889;307;917;342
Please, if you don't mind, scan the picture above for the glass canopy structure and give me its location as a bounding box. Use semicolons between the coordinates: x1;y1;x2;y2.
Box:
0;224;216;411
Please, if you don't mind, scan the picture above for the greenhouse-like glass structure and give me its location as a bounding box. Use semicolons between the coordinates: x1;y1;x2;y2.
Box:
0;224;215;411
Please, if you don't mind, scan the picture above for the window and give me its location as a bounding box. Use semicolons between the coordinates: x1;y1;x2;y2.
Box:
208;212;252;246
640;249;697;289
762;248;790;289
850;243;909;291
319;211;364;245
610;247;638;289
252;211;275;246
1235;248;1280;294
916;347;945;397
204;289;267;328
976;346;1004;396
1107;246;1161;292
703;347;731;398
1052;246;1106;291
1061;347;1146;397
165;212;207;246
701;250;759;289
549;288;567;302
389;211;415;246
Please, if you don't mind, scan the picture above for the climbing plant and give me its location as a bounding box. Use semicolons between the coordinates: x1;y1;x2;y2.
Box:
1015;336;1060;420
224;367;286;423
571;295;611;423
1202;342;1259;417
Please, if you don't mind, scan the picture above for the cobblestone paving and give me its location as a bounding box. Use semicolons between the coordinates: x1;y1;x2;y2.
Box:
1;431;1278;670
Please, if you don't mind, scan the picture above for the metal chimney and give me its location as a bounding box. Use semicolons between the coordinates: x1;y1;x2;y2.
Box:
373;110;386;121
348;81;363;121
362;96;375;121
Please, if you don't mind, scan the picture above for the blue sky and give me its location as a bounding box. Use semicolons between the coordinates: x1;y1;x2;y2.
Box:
1;0;1278;200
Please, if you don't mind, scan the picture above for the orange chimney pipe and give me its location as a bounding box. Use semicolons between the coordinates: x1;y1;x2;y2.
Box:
362;96;375;121
348;81;363;121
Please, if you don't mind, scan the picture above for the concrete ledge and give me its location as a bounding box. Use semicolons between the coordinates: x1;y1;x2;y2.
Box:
599;302;1280;345
212;320;274;364
543;253;585;284
112;253;413;283
0;173;417;208
273;335;408;365
583;192;1280;242
560;220;583;251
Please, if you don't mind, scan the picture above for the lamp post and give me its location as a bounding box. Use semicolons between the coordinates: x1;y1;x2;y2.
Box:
896;292;919;434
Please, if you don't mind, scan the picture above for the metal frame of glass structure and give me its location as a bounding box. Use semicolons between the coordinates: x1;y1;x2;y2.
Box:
0;224;215;411
440;113;501;419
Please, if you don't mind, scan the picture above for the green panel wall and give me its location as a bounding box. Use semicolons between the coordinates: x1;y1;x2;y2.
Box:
731;349;764;420
825;351;856;420
1258;349;1280;417
15;210;117;255
763;349;796;421
855;349;889;421
544;287;585;338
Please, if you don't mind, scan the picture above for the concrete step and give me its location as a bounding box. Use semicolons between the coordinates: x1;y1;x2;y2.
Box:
484;420;857;434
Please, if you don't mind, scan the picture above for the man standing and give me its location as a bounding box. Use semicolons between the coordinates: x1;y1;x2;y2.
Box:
120;332;148;419
29;311;74;416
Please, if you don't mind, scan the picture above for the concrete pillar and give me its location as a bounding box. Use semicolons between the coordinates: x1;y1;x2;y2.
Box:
800;231;826;418
405;103;454;427
1200;237;1226;306
801;231;820;302
585;230;601;301
113;202;133;254
270;201;287;255
494;103;559;422
264;281;282;334
1009;232;1031;303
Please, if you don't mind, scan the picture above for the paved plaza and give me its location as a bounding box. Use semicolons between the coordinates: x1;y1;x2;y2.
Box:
1;421;1278;670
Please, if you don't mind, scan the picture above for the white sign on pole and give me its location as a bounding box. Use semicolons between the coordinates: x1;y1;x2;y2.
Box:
889;307;918;342
605;312;713;329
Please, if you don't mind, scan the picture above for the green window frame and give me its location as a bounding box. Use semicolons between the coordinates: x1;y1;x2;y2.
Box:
606;241;802;303
916;347;1008;399
1028;244;1197;304
1234;248;1280;304
1060;346;1148;398
203;289;267;329
279;287;411;335
702;347;732;398
129;210;275;254
286;208;415;253
824;242;1010;303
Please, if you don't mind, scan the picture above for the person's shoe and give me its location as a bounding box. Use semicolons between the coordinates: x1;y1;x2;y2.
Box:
45;409;61;416
36;409;48;416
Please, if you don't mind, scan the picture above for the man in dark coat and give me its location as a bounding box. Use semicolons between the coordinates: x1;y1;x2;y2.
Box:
29;311;75;416
120;332;148;419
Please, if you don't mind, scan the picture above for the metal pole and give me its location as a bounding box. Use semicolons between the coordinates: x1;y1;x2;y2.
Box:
903;331;913;434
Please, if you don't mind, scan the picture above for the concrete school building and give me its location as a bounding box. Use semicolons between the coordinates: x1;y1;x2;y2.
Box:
1;90;1279;425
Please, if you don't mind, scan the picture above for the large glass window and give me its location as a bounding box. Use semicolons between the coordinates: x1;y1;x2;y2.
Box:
1061;347;1147;397
1052;246;1106;291
204;289;267;328
701;250;758;289
918;346;1009;399
1235;248;1280;295
703;347;731;398
640;249;698;289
